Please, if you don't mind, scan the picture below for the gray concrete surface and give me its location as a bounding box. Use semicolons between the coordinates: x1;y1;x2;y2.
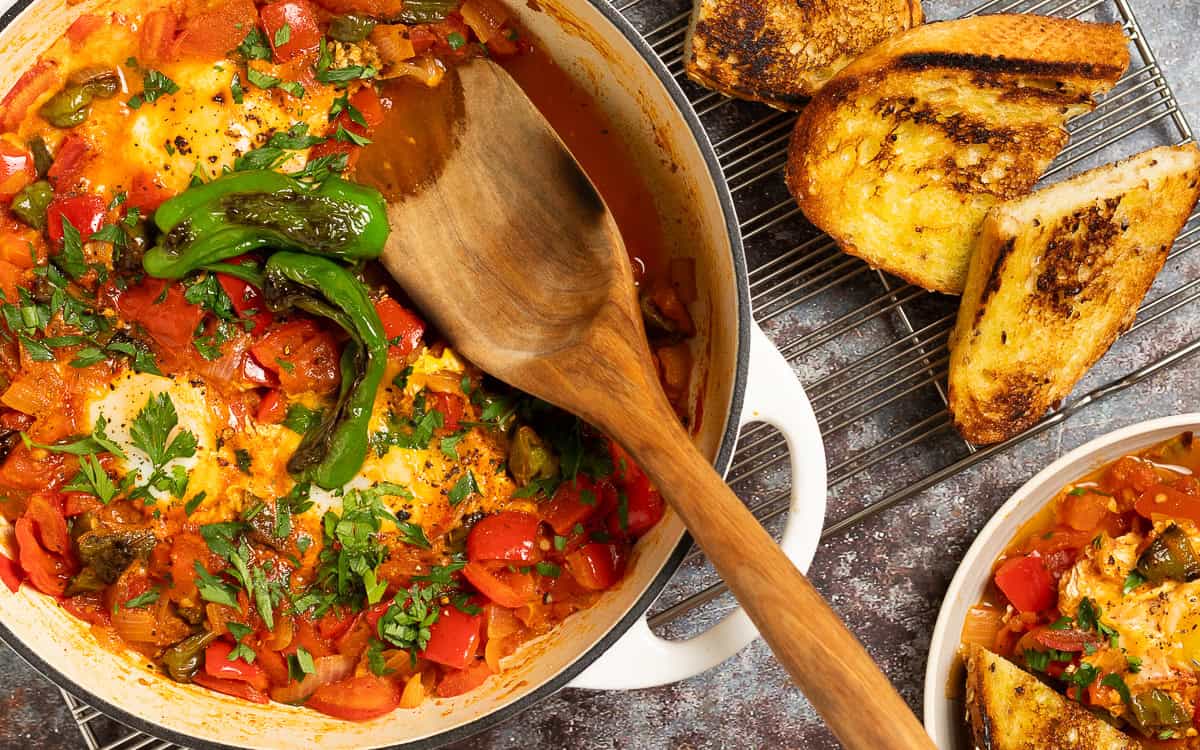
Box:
3;0;1199;748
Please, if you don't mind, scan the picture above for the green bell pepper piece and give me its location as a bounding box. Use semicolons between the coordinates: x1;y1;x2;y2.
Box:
143;170;389;278
262;251;388;489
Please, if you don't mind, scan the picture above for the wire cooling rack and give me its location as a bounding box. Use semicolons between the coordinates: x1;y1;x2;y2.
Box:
62;0;1198;746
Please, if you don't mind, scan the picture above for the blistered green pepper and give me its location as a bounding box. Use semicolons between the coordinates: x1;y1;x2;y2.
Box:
1128;689;1191;736
28;136;53;178
10;180;53;230
162;630;220;683
508;425;558;486
328;14;376;42
1136;524;1200;584
39;67;120;128
262;251;388;489
142;170;389;278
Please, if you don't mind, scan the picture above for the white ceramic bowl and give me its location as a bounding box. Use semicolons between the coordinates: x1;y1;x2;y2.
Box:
923;413;1200;748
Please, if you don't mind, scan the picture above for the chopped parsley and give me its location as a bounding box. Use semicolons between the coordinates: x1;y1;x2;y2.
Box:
128;69;179;109
448;470;479;505
123;588;161;609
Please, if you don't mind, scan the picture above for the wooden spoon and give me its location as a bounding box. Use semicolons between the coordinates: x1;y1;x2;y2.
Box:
369;58;935;750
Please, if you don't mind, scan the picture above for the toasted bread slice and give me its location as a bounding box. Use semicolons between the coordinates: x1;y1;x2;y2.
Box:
948;145;1200;444
965;645;1142;750
786;15;1130;294
682;0;923;110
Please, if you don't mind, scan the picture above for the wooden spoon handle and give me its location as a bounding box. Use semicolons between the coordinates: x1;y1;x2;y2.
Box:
615;412;934;749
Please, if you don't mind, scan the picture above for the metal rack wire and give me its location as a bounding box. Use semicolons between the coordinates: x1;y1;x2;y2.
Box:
63;0;1197;745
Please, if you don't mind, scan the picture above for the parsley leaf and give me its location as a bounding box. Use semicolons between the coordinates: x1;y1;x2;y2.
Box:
274;22;291;47
193;561;240;608
237;28;273;60
57;216;87;279
283;403;323;434
124;588;160;609
448;470;479;505
128;69;179;109
63;453;120;503
367;639;394;676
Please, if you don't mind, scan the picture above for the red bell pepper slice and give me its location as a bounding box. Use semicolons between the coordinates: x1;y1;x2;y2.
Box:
65;13;105;48
14;516;73;597
1135;484;1200;525
542;476;611;536
46;134;90;189
192;671;270;704
374;296;425;358
46;194;106;246
205;641;270;692
467;511;541;563
217;273;273;336
425;391;463;431
0;553;23;593
305;675;400;721
1031;626;1101;653
993;554;1056;613
610;472;664;538
462;562;535;608
316;605;356;641
260;0;322;62
249;320;341;395
116;278;206;352
25;493;70;556
435;659;494;697
1;61;59;131
255;389;287;424
0;141;34;200
420;604;482;669
565;542;624;591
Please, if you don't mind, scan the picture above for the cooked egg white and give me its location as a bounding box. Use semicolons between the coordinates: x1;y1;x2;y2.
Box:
85;348;518;535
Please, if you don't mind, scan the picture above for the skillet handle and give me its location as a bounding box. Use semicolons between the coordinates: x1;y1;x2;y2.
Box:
567;324;827;689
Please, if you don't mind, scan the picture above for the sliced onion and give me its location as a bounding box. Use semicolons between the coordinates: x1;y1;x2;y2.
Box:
269;654;356;704
193;331;252;387
459;0;507;42
380;55;445;86
961;605;1003;648
111;606;158;643
399;671;425;709
264;616;294;651
372;25;416;64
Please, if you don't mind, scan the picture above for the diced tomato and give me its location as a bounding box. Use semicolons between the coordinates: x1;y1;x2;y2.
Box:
608;441;643;483
287;618;334;659
436;659;493;697
334;615;372;659
365;600;391;628
316;606;355;641
0;141;34;201
192;671;270;704
1058;490;1112;532
1108;456;1160;494
205;641;270;692
46;193;106;246
310;86;385;166
1019;528;1096;557
424;391;462;432
2;61;59;131
255;389;287;423
1031;626;1101;653
1135;484;1200;525
217;274;273;336
14;516;73;597
420;605;482;669
542;477;609;536
305;675;400;721
241;353;278;387
260;0;321;62
174;0;259;61
0;260;25;303
25;493;70;556
994;554;1056;613
249;320;341;396
253;643;290;687
309;0;402;20
611;472;664;538
127;171;173;212
0;444;70;492
565;543;624;591
467;511;540;563
65;13;105;48
139;9;178;64
168;532;222;604
374;296;424;358
46;135;91;190
0;553;23;593
462;562;535;608
60;592;109;625
62;492;100;518
116;278;206;352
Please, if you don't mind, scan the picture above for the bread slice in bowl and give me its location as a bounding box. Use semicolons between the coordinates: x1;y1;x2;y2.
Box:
965;645;1142;750
786;14;1130;294
949;144;1200;445
682;0;923;110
